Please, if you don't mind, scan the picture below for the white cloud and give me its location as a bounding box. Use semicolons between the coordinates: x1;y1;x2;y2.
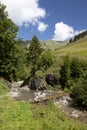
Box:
52;22;78;41
1;0;48;32
38;22;48;32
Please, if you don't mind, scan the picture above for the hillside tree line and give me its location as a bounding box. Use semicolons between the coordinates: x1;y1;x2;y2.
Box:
69;30;87;43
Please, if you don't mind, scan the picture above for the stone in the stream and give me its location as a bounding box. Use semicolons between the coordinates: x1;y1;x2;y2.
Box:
12;81;24;88
21;85;29;91
54;95;72;108
45;74;58;87
70;110;79;118
34;91;46;101
29;77;46;90
29;77;41;90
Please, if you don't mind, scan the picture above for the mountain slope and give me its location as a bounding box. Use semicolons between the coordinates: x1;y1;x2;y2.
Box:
55;36;87;59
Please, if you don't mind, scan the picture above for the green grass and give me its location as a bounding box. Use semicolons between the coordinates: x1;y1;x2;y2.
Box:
0;78;9;95
55;37;87;59
0;97;87;130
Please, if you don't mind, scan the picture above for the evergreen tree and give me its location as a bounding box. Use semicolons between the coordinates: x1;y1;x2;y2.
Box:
0;3;18;81
27;35;42;64
59;55;71;89
27;35;42;75
10;42;28;81
70;58;83;80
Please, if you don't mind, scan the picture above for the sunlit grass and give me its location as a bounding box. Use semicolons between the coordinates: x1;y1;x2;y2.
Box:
56;38;87;58
0;97;87;130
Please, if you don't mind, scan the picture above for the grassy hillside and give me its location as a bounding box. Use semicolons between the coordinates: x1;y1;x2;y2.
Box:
38;36;87;78
55;36;87;59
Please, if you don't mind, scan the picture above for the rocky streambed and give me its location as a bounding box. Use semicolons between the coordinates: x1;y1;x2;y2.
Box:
54;96;87;124
7;81;87;125
8;84;68;102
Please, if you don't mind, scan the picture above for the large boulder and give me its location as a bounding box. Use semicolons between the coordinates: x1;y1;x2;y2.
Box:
29;77;46;90
29;77;41;90
45;74;57;87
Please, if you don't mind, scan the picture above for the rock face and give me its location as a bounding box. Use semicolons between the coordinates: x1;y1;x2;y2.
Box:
46;74;57;87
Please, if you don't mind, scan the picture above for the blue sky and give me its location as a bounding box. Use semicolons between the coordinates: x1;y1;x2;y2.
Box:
1;0;87;41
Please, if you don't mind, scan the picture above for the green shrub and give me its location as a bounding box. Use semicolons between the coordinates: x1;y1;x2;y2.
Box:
38;50;53;70
71;78;87;107
59;55;87;107
59;55;87;90
70;57;83;80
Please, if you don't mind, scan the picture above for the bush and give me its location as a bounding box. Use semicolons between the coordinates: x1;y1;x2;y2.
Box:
59;55;87;90
38;50;53;71
70;57;83;80
59;55;87;107
71;78;87;107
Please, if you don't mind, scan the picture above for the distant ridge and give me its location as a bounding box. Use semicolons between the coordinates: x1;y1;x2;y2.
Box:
21;40;67;50
40;40;67;50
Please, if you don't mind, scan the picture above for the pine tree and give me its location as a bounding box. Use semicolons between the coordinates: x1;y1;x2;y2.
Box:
27;35;42;64
0;3;18;81
27;35;42;75
59;55;72;89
